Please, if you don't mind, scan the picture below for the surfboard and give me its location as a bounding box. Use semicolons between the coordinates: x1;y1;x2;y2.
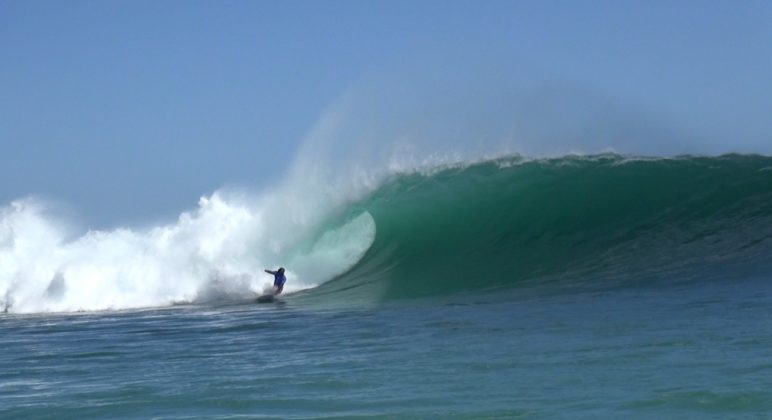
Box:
256;294;276;303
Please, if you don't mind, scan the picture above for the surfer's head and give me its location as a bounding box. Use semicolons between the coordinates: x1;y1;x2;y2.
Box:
278;267;285;274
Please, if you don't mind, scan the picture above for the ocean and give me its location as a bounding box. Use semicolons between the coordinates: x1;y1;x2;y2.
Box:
2;154;772;418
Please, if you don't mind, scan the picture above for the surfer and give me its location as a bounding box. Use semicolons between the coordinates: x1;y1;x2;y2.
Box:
264;267;287;295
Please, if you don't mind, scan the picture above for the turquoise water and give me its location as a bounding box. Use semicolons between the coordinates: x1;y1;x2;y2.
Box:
2;154;772;417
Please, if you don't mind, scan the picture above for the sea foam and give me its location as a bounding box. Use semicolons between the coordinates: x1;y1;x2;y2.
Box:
0;181;375;313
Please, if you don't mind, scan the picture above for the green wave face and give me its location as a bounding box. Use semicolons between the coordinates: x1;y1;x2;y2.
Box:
314;155;772;301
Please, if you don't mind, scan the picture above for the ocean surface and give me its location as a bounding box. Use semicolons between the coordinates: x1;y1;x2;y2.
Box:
2;154;772;418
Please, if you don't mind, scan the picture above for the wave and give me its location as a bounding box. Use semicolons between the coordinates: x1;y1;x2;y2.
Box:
3;153;771;313
308;154;772;302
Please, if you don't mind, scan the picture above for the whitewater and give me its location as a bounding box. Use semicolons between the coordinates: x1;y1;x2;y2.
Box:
0;168;378;313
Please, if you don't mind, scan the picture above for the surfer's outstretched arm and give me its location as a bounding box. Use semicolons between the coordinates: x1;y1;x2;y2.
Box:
264;269;276;275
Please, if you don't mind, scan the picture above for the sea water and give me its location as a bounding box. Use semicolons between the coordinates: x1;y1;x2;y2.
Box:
2;154;772;418
3;275;772;418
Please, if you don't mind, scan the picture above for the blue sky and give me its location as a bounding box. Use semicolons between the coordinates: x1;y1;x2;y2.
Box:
2;0;771;227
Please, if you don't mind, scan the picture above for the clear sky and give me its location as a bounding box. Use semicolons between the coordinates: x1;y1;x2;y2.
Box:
2;0;771;227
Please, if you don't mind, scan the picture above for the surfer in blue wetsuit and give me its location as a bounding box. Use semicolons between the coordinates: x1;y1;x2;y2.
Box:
264;267;287;295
